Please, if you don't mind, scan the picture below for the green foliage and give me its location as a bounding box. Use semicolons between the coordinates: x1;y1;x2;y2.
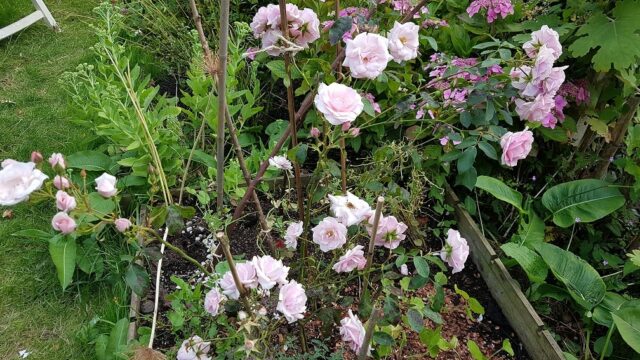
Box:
501;243;548;283
48;235;77;291
475;176;524;213
612;306;640;353
569;0;640;72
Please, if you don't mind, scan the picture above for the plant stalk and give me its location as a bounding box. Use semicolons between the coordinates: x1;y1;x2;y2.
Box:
357;307;383;360
217;232;253;315
364;197;384;290
216;0;230;211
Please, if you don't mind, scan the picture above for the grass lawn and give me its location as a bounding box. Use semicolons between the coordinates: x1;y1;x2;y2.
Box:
0;1;121;359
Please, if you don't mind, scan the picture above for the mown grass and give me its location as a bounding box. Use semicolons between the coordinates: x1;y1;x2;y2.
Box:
0;1;122;359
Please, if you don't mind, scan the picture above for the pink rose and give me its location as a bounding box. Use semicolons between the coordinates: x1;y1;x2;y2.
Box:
51;212;76;234
541;66;567;95
177;335;211;360
218;263;258;300
269;155;292;170
515;94;555;122
510;65;532;93
251;255;290;289
53;175;71;190
312;217;348;252
531;46;555;82
343;33;393;79
541;113;558;129
328;192;372;226
0;161;48;206
400;264;409;275
314;83;364;126
204;288;223;316
55;190;77;213
500;128;534;167
31;151;44;164
114;218;132;233
440;229;469;274
295;8;320;47
388;21;420;63
95;173;117;197
339;309;367;353
48;153;66;170
284;221;303;249
333;245;367;273
349;127;361;137
363;93;381;113
277;280;307;323
310;127;321;138
523;25;561;60
367;215;408;250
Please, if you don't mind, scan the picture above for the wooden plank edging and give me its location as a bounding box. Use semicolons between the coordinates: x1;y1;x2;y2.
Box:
445;186;565;360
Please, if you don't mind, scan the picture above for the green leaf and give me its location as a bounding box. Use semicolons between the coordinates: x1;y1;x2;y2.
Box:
329;17;353;45
373;332;395;346
67;150;114;172
95;334;109;360
413;256;430;278
502;339;514;356
467;340;487;360
593;292;628;327
512;211;545;249
87;192;116;216
569;0;640;72
501;243;548;283
475;176;524;213
457;146;477;173
407;308;424;332
49;236;76;290
477;141;497;160
541;179;625;228
612;307;640;353
535;243;606;309
106;318;129;357
456;166;477;190
125;263;150;297
266;60;287;79
12;229;52;241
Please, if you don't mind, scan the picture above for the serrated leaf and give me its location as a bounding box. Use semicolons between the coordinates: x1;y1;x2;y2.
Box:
569;0;640;71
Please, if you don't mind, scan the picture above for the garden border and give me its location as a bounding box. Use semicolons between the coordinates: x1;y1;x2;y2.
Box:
445;186;565;360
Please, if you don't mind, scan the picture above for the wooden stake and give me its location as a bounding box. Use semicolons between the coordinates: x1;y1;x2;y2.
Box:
357;307;383;360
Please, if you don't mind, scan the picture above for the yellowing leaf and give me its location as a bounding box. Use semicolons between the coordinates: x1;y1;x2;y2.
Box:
586;118;611;142
569;0;640;72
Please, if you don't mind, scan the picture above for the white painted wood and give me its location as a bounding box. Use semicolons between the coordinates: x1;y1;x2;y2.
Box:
0;0;58;41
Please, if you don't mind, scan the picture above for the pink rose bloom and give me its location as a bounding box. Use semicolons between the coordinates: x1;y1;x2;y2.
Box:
53;175;71;190
343;33;393;79
339;309;367;353
55;190;77;213
540;113;558;129
261;29;284;56
277;280;307;323
48;153;66;170
284;221;303;249
523;25;562;60
314;83;364;126
531;46;555;82
0;161;48;206
269;155;292;170
51;212;76;234
31;151;44;163
515;94;555;122
439;136;462;146
440;229;469;274
328;192;372;226
333;245;367;273
251;255;290;289
400;264;409;275
250;5;277;37
509;65;532;93
349;127;361;137
363;93;381;113
294;8;320;47
114;218;132;233
541;66;567;95
367;215;408;249
500;128;534;167
312;217;348;252
218;262;258;300
204;288;223;316
388;21;420;63
95;173;117;197
244;47;259;60
554;95;567;121
177;335;211;360
310;127;321;138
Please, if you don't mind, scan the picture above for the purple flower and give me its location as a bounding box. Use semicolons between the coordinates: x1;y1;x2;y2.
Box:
467;0;514;23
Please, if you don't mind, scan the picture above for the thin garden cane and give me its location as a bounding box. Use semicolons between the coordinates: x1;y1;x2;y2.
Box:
335;0;348;194
188;0;272;241
278;0;305;222
357;307;383;360
227;0;427;239
363;196;384;291
217;232;253;315
216;0;230;212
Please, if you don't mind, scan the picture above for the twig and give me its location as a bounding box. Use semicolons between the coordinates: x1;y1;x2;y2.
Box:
278;0;305;221
358;307;383;360
216;0;230;211
363;197;384;291
217;232;253;315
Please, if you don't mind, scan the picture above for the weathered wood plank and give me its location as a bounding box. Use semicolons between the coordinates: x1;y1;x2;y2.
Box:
0;12;44;40
445;186;565;360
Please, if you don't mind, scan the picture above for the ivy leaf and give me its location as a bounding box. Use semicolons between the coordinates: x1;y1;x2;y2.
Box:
569;0;640;72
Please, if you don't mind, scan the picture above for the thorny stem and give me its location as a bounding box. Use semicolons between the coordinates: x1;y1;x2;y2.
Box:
217;232;253;315
363;197;384;292
278;0;305;222
216;0;230;212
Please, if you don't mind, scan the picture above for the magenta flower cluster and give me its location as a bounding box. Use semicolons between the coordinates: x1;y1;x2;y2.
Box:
466;0;514;23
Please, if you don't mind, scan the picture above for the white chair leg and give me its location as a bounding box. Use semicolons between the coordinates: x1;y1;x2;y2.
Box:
31;0;58;29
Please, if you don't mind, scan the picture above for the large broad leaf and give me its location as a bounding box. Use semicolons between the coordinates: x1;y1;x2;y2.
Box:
511;211;545;249
593;292;628;327
612;305;640;353
125;263;149;297
475;176;523;212
501;243;548;283
48;236;77;290
569;0;640;72
67;150;114;172
541;179;625;228
535;243;605;310
105;318;129;357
